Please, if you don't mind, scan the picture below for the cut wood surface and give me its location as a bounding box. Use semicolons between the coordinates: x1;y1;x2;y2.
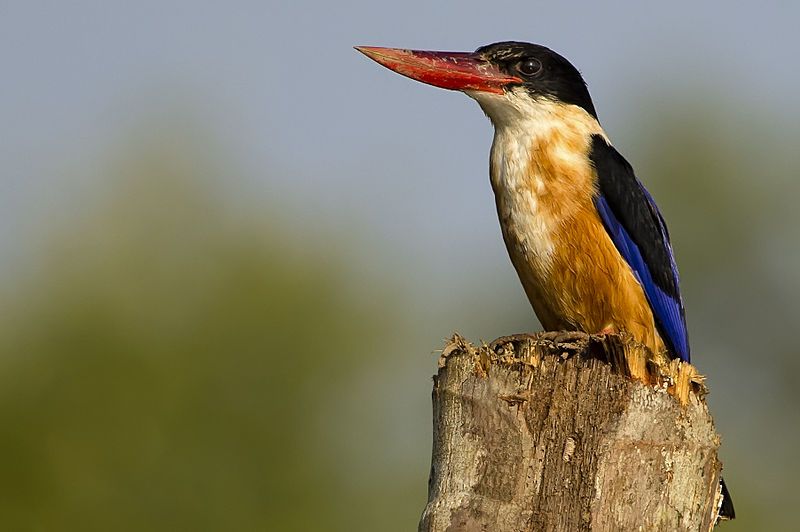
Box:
418;332;727;532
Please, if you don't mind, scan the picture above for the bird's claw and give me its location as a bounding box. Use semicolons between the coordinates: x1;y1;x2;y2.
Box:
538;331;591;344
489;333;539;354
489;331;591;355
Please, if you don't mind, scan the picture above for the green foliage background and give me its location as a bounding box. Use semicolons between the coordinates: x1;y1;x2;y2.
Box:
0;144;413;530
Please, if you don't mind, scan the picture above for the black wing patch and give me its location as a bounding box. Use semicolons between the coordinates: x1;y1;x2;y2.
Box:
589;135;689;361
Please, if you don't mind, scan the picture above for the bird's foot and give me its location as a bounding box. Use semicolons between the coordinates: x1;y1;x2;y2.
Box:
489;333;539;354
490;331;592;355
537;331;592;354
538;330;592;344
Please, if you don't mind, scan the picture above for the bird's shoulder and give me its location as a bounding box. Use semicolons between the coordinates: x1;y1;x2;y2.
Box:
588;135;677;293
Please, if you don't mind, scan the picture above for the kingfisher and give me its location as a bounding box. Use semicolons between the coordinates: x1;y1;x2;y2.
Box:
356;41;733;519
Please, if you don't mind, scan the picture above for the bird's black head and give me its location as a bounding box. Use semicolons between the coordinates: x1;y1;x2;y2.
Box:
473;42;596;119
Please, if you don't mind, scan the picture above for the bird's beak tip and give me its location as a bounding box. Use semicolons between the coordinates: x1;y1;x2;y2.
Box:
354;46;395;62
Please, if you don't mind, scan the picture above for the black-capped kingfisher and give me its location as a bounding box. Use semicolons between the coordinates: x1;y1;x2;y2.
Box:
356;41;734;520
357;42;688;362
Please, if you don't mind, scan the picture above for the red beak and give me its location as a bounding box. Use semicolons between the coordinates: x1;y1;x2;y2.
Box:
355;46;522;94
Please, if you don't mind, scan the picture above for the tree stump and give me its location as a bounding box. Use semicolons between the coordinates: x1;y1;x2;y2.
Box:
418;332;729;532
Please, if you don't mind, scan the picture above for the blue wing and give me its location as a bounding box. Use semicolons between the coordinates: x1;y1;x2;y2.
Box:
589;136;690;362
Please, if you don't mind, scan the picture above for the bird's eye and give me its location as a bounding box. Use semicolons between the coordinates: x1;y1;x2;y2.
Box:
516;58;542;76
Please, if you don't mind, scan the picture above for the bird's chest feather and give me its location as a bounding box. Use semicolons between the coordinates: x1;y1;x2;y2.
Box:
488;121;634;330
489;126;595;276
488;121;657;343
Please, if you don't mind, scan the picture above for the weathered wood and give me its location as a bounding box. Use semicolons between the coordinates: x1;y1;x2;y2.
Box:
419;332;727;532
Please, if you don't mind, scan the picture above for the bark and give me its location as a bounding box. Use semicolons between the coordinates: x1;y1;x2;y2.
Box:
419;332;728;532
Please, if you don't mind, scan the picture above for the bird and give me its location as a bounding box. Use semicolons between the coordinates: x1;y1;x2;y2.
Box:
356;41;733;519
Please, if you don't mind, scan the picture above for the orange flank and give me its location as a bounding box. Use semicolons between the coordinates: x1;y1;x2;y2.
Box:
548;204;664;355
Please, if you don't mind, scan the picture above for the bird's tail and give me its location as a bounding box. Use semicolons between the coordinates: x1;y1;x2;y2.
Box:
719;476;735;520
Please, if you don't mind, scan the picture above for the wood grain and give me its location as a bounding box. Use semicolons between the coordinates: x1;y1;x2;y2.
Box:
419;333;725;532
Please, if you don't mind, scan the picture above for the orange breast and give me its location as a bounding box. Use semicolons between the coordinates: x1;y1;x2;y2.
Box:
542;207;663;355
490;103;665;356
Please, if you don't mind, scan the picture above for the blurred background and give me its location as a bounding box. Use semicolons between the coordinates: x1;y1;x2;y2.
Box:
1;1;797;530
